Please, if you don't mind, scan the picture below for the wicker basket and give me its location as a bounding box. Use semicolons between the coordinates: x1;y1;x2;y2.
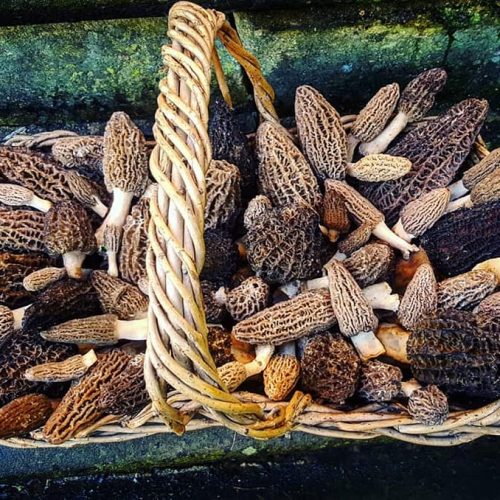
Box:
1;1;498;449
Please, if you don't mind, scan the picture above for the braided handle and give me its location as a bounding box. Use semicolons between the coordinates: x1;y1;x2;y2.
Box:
146;1;308;437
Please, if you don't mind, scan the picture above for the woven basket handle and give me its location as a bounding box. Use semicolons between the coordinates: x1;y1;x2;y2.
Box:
146;1;309;437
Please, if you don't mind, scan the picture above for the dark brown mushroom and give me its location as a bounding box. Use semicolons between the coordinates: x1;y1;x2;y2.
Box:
358;360;403;402
0;209;46;253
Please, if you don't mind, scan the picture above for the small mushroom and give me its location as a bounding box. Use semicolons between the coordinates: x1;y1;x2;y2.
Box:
23;267;67;292
218;344;274;392
347;83;400;160
301;332;361;404
256;121;322;212
342;243;394;287
215;276;270;322
244;195;273;230
65;171;109;218
322;190;351;242
207;325;233;366
360;68;447;155
437;270;497;311
90;270;148;320
402;382;449;426
0;304;29;347
205;159;241;230
0;183;52;212
0;394;57;439
358;360;403;402
40;314;147;346
43;201;96;279
393;188;451;242
337;221;376;257
448;148;500;200
295;85;347;180
474;292;500;318
326;259;383;360
398;263;437;330
25;350;97;382
43;349;132;443
324;180;418;258
0;209;46;253
263;341;300;401
346;154;411;182
96;112;148;276
51;135;104;173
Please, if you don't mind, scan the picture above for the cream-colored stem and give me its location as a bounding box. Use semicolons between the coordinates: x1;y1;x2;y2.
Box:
376;324;410;364
359;111;409;155
30;194;53;213
279;341;296;356
214;287;227;306
96;188;134;245
92;198;109;218
400;379;422;398
244;344;274;378
362;282;400;311
372;221;419;259
448;180;468;200
350;330;386;361
333;250;347;261
445;195;472;213
12;305;29;330
116;317;148;341
63;251;86;279
346;134;360;163
107;249;119;277
279;281;301;298
82;349;98;368
392;219;414;243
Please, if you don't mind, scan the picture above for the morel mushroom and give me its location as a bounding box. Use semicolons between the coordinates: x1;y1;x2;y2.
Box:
243;195;273;230
346;83;400;160
360;68;447;155
324;180;418;258
393;188;451;242
205;159;241;230
25;350;97;383
43;349;132;443
301;332;361;404
256;121;322;212
97;112;148;276
420;201;500;276
202;229;239;282
91;270;148;320
0;183;52;212
398;263;437;330
51;135;103;174
207;325;233;366
23;267;67;292
473;258;500;282
0;394;56;439
41;314;147;346
474;292;500;318
342;243;394;287
0;209;46;253
43;200;96;279
346;154;411;182
65;171;108;218
0;304;29;347
326;259;383;360
215;276;270;322
245;203;322;284
337;221;376;257
263;342;300;401
202;281;228;324
358;360;403;402
437;270;497;311
322;190;351;242
401;382;449;426
295;85;347;180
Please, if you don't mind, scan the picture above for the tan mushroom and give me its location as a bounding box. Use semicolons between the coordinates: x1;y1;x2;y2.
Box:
23;267;67;292
40;314;147;345
295;85;347;180
375;323;410;364
51;135;103;172
324;180;419;258
43;200;96;279
25;350;97;382
243;195;273;230
205;159;241;230
337;221;376;257
322;190;351;242
342;243;394;287
263;341;300;401
256;121;322;212
472;258;500;282
393;188;451;242
96;112;148;276
346;154;411;182
65;171;108;218
401;381;449;426
360;68;447;155
398;263;437;330
448;147;500;199
0;183;52;212
0;304;29;347
358;360;403;402
347;83;400;160
0;209;46;253
473;292;500;318
437;270;497;310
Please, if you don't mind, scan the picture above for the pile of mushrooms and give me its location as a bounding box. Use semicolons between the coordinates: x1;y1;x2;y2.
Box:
0;67;499;443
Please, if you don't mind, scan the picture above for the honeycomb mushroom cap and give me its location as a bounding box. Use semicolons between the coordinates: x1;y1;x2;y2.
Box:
256;121;322;212
322;190;351;235
64;170;109;217
437;270;497;311
0;209;46;253
205;159;241;230
469;168;500;207
224;276;270;322
301;332;361;404
343;243;394;288
407;385;449;425
51;136;104;172
358;360;403;402
462;148;500;190
202;281;228;323
398;68;448;121
243;195;273;230
23;267;66;292
0;305;14;347
347;155;411;182
350;83;400;142
295;85;347;180
337;221;375;256
263;352;300;401
201;229;239;282
246;203;322;285
207;325;233;367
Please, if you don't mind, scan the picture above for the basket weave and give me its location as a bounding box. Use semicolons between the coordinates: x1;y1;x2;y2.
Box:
1;1;498;449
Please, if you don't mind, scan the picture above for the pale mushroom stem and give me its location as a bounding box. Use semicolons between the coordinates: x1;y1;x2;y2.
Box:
392;219;414;243
30;195;53;213
350;331;385;361
445;195;472;213
372;221;419;259
97;189;134;245
107;250;119;278
91;199;109;218
214;287;227;306
375;323;410;364
359;111;409;156
116;317;148;341
448;179;469;200
279;341;296;357
346;135;360;163
400;379;422;397
12;305;29;330
62;250;87;279
243;344;275;378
